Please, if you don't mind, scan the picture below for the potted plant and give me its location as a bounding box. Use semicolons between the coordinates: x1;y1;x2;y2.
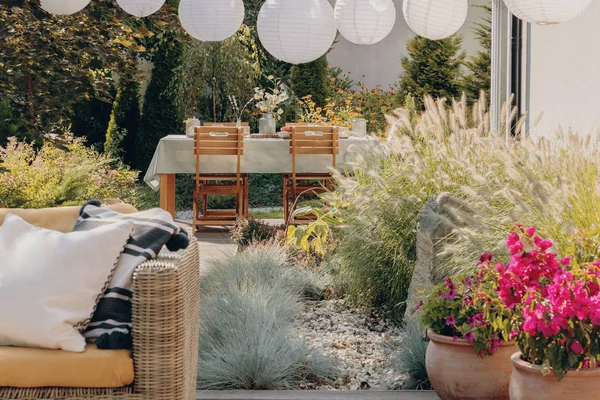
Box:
493;226;600;399
421;256;514;400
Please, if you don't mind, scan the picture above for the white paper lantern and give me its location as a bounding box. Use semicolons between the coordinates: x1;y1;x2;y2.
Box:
178;0;245;42
403;0;468;41
503;0;591;25
334;0;396;45
40;0;91;15
117;0;166;17
258;0;337;65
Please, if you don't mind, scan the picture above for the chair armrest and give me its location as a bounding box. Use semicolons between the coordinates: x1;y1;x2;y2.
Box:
131;233;200;400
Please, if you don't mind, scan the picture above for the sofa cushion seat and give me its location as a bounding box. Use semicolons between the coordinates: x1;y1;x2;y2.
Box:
0;203;137;233
0;344;134;388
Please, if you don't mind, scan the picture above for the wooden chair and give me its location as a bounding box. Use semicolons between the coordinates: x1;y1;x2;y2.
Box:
192;126;248;231
283;125;339;225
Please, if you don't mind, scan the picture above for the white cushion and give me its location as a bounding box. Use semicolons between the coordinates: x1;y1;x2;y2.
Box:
0;214;133;352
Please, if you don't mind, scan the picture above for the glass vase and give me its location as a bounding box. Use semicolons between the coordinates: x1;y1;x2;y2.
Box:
259;113;276;135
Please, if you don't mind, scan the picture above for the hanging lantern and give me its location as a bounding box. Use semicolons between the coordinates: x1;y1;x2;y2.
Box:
334;0;397;45
39;0;91;15
116;0;166;17
178;0;245;42
258;0;337;64
503;0;591;25
402;0;468;41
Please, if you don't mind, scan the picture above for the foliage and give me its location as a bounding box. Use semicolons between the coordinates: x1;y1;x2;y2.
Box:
253;75;289;120
135;41;184;171
398;35;466;110
0;98;19;145
0;0;182;138
328;90;600;322
0;134;138;208
394;319;431;390
248;174;284;207
71;98;114;150
492;225;600;379
197;244;337;389
420;256;512;356
105;79;140;165
463;5;492;104
175;27;260;123
296;82;397;135
291;56;330;108
231;217;281;248
287;206;340;257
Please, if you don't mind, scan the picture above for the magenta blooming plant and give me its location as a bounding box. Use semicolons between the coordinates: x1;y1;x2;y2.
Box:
494;225;600;379
420;256;512;357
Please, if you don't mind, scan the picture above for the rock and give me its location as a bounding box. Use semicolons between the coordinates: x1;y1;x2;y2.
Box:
404;197;452;323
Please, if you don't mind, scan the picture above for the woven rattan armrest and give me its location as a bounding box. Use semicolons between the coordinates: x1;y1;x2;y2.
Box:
131;233;200;400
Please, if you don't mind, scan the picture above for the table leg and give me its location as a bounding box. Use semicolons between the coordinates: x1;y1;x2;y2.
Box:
160;174;176;218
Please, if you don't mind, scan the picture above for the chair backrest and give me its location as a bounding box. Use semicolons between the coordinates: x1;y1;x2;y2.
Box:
285;122;324;127
204;122;249;127
194;126;244;180
289;125;339;175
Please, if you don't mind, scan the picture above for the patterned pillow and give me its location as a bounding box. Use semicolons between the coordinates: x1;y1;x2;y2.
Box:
73;204;188;349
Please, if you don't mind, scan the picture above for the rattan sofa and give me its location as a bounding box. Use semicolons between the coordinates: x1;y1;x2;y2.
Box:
0;206;201;400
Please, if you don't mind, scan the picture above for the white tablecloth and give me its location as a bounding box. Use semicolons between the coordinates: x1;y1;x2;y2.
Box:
143;135;377;190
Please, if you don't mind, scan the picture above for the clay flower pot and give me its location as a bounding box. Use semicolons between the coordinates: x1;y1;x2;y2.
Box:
509;352;600;400
426;329;514;400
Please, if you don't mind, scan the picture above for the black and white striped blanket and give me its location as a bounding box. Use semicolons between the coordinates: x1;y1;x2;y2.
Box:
74;204;185;349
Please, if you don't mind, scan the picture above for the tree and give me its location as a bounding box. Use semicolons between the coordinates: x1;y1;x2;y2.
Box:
398;35;466;109
464;5;492;104
174;27;261;123
105;79;140;165
135;42;184;172
0;0;183;139
290;56;330;108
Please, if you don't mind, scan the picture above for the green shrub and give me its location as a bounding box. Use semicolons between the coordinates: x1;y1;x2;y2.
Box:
135;42;184;172
0;134;138;208
105;79;140;165
198;244;336;389
231;217;282;248
291;56;330;108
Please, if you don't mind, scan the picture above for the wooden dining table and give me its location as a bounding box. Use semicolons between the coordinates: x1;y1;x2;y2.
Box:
143;134;378;217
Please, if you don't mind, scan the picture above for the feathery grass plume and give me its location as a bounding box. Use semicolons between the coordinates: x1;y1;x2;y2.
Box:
197;244;337;389
327;91;600;320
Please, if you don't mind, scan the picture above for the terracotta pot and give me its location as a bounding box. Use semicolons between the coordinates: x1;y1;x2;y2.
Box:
426;329;514;400
509;352;600;400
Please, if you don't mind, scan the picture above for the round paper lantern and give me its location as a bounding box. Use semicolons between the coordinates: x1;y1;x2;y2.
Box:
178;0;245;42
334;0;397;45
117;0;166;17
402;0;468;41
258;0;337;65
40;0;90;15
503;0;591;25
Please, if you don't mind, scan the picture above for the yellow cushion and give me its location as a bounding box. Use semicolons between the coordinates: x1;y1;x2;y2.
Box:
0;344;134;388
0;204;138;233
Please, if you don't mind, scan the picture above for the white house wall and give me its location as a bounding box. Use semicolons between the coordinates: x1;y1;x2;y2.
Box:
326;0;491;89
527;1;600;138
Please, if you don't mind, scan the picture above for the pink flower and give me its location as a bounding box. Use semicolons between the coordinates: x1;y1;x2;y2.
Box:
561;257;571;266
453;336;459;342
445;315;456;326
464;331;476;343
444;289;457;300
415;300;424;311
525;227;536;236
570;341;583;354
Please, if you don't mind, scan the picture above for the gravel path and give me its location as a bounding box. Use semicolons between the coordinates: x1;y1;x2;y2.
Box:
293;299;407;391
